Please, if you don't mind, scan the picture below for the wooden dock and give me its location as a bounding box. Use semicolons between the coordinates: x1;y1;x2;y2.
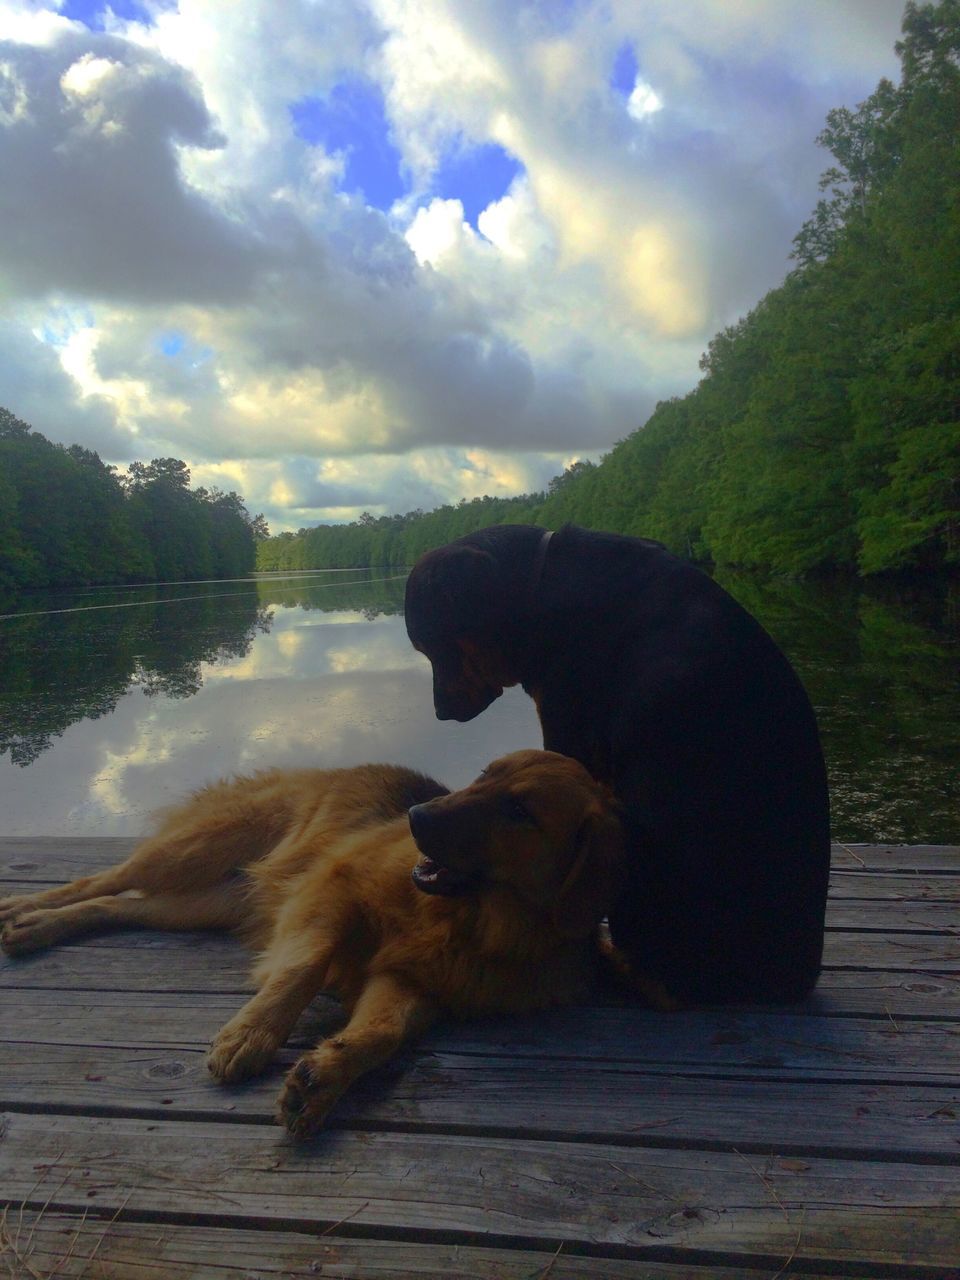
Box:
1;839;958;1279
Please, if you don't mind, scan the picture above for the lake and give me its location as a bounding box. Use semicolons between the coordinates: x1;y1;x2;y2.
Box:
0;568;957;842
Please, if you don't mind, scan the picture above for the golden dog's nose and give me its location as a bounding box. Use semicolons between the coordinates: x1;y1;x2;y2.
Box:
406;802;433;842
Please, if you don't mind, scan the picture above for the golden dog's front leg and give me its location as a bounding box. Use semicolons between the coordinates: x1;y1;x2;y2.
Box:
2;885;247;957
278;972;438;1139
208;948;332;1085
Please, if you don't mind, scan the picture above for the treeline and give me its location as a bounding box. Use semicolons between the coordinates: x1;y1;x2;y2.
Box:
259;1;959;577
256;492;547;571
0;407;268;593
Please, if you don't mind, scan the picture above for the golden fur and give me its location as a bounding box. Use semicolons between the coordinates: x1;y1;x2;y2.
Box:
0;749;623;1138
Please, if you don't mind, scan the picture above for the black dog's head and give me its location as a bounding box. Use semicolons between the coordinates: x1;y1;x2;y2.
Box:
404;526;544;721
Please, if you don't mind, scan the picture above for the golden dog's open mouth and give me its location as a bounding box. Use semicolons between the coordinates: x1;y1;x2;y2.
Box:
411;855;481;896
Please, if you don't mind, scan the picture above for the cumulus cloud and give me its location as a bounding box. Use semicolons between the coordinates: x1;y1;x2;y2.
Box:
191;444;573;533
0;308;130;454
0;0;904;527
0;32;270;303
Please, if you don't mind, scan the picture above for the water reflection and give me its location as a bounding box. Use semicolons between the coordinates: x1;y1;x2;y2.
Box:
0;570;957;842
0;571;540;835
715;572;959;845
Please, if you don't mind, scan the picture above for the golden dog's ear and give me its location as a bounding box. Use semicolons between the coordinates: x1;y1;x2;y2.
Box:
553;803;625;939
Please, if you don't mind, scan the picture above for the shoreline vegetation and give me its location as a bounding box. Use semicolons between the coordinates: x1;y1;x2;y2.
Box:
0;415;267;602
2;4;957;601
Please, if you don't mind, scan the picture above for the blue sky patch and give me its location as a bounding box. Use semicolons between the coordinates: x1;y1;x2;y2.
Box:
37;307;96;349
155;330;212;369
60;0;171;29
611;42;639;97
157;331;185;357
433;141;523;228
291;79;407;212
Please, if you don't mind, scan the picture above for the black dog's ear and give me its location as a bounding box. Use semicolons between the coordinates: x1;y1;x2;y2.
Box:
553;803;625;939
408;546;502;636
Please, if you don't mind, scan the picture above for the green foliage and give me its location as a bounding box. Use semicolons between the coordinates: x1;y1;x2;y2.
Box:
256;491;547;572
790;77;902;268
0;415;267;594
851;315;960;570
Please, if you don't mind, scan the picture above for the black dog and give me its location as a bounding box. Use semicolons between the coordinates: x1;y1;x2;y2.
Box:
405;523;831;1005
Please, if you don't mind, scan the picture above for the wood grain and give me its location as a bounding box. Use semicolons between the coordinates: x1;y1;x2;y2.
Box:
2;839;957;1278
2;1111;959;1269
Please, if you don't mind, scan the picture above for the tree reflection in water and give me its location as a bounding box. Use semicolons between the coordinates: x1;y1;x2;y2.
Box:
0;572;405;766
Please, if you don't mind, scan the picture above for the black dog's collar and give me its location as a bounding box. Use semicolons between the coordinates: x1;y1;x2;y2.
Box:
527;528;553;610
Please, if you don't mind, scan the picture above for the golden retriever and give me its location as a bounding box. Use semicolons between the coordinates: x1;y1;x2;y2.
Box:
0;749;623;1138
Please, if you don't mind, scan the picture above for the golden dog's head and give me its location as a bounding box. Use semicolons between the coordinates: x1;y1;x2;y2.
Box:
408;749;623;938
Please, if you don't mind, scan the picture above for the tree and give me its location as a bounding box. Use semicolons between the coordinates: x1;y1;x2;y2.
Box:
1;412;264;591
791;78;902;267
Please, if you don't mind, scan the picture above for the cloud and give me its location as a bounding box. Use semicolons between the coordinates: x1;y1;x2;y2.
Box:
0;0;905;529
0;308;130;454
369;0;904;337
0;31;270;304
190;444;575;533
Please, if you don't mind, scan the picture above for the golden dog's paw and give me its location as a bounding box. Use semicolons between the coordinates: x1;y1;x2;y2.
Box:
0;894;35;926
277;1057;339;1139
207;1024;279;1084
1;909;58;956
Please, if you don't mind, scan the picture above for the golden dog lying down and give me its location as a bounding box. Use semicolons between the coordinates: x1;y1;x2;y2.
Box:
0;749;623;1138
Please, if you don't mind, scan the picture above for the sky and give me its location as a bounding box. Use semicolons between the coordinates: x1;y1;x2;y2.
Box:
0;0;906;534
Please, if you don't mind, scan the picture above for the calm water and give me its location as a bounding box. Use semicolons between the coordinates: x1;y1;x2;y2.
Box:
0;569;957;841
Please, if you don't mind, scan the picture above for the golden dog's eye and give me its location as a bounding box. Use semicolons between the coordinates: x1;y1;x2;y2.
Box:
504;794;534;824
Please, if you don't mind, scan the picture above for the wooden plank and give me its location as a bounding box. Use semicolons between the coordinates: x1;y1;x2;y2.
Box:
3;838;957;882
4;928;960;1002
825;901;959;930
0;936;255;992
2;989;958;1084
1;1112;958;1270
811;969;960;1018
5;946;960;1026
4;877;959;934
431;1011;960;1083
829;870;960;901
0;987;250;1044
831;844;960;872
8;866;960;908
0;1213;873;1280
825;931;960;970
2;1040;958;1159
0;838;136;880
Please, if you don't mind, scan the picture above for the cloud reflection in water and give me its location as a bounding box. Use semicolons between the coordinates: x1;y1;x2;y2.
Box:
1;604;540;835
